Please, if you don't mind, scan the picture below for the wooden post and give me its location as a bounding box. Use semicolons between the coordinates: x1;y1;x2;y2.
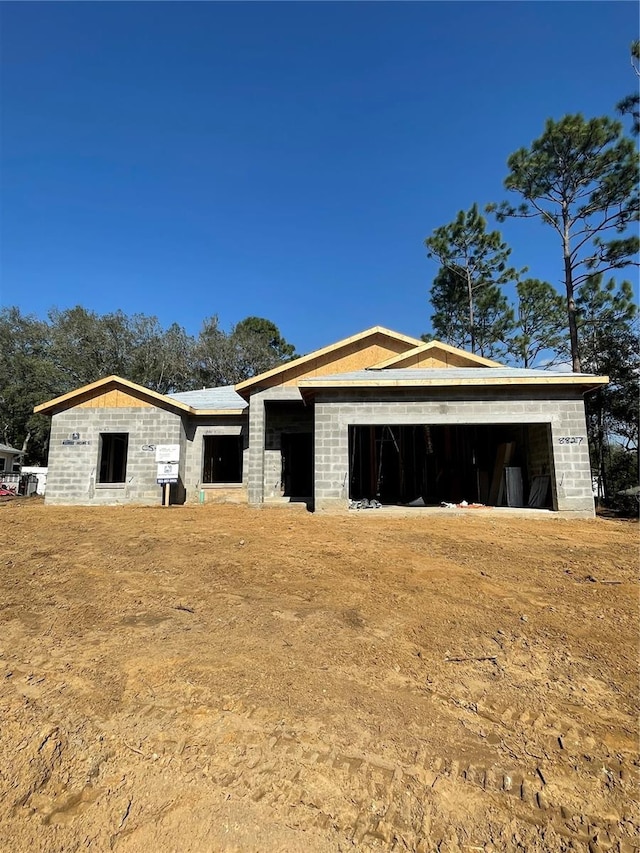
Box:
164;482;170;507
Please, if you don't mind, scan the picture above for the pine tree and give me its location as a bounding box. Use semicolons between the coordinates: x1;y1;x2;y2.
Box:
507;279;567;368
576;274;639;502
428;266;514;359
488;114;639;372
425;204;518;355
616;39;640;135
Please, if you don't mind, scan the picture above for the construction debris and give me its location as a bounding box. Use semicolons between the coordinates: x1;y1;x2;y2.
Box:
440;501;488;510
349;498;382;510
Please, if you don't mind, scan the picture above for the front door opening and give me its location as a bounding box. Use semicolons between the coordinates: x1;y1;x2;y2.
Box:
348;424;554;509
281;433;313;498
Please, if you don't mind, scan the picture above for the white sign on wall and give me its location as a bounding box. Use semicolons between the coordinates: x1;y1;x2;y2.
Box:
157;462;179;484
155;444;180;463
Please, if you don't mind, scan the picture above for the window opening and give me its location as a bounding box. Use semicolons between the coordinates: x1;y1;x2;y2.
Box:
202;435;243;483
99;433;128;484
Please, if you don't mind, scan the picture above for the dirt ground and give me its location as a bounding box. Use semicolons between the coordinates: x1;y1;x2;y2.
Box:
0;500;638;853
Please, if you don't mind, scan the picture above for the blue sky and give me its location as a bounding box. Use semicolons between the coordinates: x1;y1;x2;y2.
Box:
1;1;637;354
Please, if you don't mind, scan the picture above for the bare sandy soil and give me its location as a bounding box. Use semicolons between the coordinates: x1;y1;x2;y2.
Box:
0;500;638;853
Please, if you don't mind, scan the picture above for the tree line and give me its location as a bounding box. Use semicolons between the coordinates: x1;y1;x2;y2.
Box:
0;308;295;464
423;42;639;508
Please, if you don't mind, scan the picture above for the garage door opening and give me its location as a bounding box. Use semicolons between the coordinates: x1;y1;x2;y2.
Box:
348;424;554;509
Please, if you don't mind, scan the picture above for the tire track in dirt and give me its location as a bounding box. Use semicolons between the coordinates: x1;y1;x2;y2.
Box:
3;650;638;851
432;687;637;763
151;702;639;852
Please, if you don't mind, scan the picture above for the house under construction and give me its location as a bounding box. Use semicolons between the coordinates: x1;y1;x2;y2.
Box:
34;327;606;515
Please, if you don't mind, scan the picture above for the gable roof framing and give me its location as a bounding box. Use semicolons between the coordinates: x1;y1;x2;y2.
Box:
34;376;246;417
372;340;503;369
234;326;424;395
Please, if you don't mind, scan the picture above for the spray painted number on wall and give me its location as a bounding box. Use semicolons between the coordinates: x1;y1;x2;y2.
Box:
558;436;585;444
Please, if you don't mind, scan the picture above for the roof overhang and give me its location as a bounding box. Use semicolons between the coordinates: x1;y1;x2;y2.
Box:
298;373;609;400
189;408;247;416
35;373;250;417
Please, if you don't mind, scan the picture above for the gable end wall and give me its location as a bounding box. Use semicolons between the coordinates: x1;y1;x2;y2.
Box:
251;334;416;391
380;349;490;369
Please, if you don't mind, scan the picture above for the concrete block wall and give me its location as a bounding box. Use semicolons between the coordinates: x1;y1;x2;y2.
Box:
182;416;248;503
263;450;282;500
313;389;594;515
247;387;304;505
46;386;594;516
46;406;184;505
263;403;313;499
549;413;593;510
248;397;265;505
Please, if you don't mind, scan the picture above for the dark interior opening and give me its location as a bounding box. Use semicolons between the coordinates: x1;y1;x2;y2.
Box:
99;433;128;484
281;433;313;497
348;424;553;508
202;434;243;483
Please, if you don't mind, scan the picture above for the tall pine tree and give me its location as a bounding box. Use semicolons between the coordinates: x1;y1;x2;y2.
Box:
576;274;638;502
616;39;640;135
507;279;567;368
428;266;514;359
489;114;639;372
425;204;518;356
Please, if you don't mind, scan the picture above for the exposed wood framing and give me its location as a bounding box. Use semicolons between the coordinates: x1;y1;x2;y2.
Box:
76;389;154;409
235;326;423;394
34;375;194;416
371;340;503;370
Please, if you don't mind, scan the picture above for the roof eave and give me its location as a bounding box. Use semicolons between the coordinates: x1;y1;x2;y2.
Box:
299;375;609;393
189;408;247;416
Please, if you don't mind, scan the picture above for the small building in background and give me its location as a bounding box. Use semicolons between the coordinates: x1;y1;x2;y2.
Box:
0;443;24;476
0;443;26;495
